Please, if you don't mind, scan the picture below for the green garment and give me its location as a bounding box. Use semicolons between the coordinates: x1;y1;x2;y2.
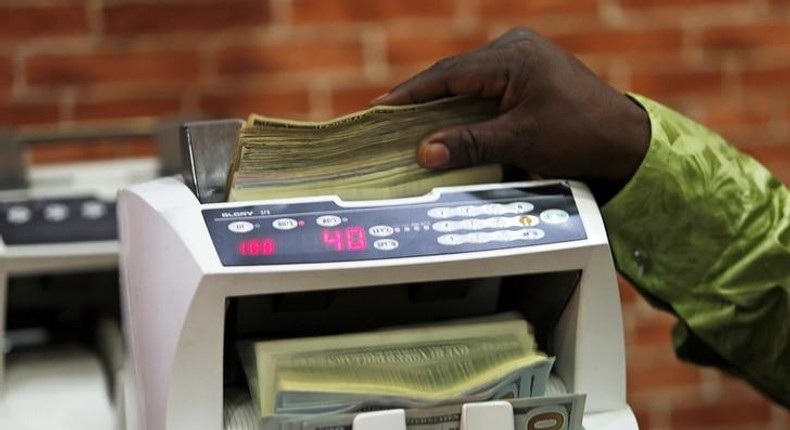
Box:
602;95;789;407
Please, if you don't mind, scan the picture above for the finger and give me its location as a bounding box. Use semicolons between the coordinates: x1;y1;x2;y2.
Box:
417;113;534;170
374;52;507;106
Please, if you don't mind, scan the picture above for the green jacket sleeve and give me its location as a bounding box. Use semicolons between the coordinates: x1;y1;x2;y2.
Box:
601;95;789;407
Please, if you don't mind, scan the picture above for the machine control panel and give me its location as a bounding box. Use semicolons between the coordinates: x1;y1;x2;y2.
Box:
0;195;117;245
202;183;586;266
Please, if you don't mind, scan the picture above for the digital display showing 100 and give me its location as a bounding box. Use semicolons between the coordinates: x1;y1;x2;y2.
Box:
237;226;368;257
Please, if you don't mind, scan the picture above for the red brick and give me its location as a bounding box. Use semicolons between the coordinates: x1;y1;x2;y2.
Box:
551;29;684;55
291;0;455;24
0;101;59;126
629;71;724;96
217;40;364;75
75;98;182;121
631;408;654;430
26;51;200;87
0;57;12;97
621;0;748;9
387;33;488;67
617;276;640;305
700;23;790;52
199;90;310;120
630;317;674;347
741;66;790;90
627;362;702;393
330;86;393;116
740;145;790;184
0;5;88;39
103;1;270;35
480;0;599;18
699;96;774;129
30;137;156;165
670;398;773;429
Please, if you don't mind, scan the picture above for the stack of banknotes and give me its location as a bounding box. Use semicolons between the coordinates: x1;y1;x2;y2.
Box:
225;97;503;202
234;316;585;430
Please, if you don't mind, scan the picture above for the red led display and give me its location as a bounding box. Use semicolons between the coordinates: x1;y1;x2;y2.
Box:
238;238;276;256
321;226;367;251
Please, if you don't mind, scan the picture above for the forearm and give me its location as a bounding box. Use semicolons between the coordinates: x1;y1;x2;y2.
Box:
601;95;790;406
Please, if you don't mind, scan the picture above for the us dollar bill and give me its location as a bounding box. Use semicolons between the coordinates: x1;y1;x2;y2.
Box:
226;96;502;202
290;394;585;430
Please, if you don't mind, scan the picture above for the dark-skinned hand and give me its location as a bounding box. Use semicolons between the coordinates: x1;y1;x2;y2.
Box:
373;27;651;196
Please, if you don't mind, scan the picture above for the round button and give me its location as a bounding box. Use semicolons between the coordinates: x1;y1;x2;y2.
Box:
482;204;506;215
427;207;453;219
369;225;394;237
229;221;255;233
519;228;545;240
469;233;491;244
437;234;463;246
431;221;455;232
316;215;342;227
458;206;479;217
511;202;535;213
6;205;32;224
272;218;298;230
540;209;570;224
81;201;107;220
373;238;399;251
44;203;69;222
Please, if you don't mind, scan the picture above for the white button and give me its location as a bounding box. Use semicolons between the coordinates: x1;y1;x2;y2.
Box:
432;221;454;232
6;205;32;224
316;215;342;227
81;201;107;220
437;234;463;246
373;238;399;251
462;233;480;244
229;221;255;233
44;203;69;222
369;225;394;237
511;202;534;213
458;205;479;217
482;204;506;215
272;218;298;230
540;209;569;224
518;228;545;240
458;219;485;230
427;207;453;219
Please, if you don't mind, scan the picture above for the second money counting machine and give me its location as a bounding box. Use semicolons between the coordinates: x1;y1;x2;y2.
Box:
0;123;181;429
117;120;640;430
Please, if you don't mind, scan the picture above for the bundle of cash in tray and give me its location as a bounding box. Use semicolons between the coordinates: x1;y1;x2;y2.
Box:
232;315;585;430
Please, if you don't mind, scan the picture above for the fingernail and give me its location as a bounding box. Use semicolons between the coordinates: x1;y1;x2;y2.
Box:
371;92;389;104
419;142;450;168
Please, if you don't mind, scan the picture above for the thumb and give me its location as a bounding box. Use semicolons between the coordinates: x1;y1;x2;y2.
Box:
417;115;530;169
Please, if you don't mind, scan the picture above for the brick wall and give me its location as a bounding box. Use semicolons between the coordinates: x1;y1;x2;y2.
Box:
1;1;788;428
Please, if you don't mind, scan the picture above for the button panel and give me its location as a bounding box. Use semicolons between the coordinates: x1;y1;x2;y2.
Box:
203;183;586;266
0;195;117;245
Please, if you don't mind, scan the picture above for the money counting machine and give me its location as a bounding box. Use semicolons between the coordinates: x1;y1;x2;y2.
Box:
0;123;180;429
118;120;640;430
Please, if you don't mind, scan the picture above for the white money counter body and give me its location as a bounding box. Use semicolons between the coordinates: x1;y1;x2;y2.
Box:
0;159;160;429
118;172;639;430
0;123;179;430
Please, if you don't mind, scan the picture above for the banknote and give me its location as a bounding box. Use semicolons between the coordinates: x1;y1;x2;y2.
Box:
225;97;502;202
290;394;586;430
274;358;554;416
238;318;551;417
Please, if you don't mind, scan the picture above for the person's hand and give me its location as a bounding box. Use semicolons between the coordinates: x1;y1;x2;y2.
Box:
373;27;650;188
